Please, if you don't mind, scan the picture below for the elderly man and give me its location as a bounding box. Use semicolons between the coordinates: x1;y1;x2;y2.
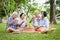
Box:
30;10;41;31
6;12;19;32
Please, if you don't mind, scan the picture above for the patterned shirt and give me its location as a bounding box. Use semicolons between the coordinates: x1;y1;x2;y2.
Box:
6;17;18;29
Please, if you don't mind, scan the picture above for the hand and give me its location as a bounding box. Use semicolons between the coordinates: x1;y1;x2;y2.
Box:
13;18;17;21
22;20;25;23
32;15;35;18
31;15;35;19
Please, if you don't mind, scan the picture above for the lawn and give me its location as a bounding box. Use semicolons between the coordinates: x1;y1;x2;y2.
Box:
0;23;60;40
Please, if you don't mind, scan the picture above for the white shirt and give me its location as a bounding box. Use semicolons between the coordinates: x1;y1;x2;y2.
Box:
17;18;27;28
40;17;49;30
32;16;41;27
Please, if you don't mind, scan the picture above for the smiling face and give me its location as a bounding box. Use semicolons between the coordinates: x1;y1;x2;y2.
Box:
21;14;25;19
34;11;39;17
41;11;47;18
20;13;25;19
41;11;44;18
13;14;17;18
12;12;18;19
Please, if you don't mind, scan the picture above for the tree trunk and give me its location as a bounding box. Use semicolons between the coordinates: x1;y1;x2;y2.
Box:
50;0;57;24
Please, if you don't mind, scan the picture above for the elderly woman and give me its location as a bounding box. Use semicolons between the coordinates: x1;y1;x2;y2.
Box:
6;12;19;33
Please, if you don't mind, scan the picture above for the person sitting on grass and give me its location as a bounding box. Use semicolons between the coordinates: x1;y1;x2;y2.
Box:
30;10;41;32
36;11;54;33
6;12;19;33
17;13;27;32
36;11;49;33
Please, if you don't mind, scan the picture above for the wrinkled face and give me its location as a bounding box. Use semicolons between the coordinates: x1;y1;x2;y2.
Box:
41;11;44;18
34;12;39;17
12;13;18;19
20;14;25;19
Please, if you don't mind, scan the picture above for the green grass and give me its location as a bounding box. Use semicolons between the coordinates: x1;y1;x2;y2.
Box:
0;23;60;40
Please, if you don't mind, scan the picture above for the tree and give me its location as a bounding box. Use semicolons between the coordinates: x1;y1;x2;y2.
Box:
0;0;26;22
56;0;60;7
50;0;56;24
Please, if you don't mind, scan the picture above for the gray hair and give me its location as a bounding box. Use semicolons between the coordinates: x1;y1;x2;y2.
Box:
34;10;39;14
12;11;18;16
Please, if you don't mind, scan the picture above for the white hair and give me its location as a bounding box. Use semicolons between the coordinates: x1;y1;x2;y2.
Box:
11;11;18;17
12;11;18;15
34;10;39;14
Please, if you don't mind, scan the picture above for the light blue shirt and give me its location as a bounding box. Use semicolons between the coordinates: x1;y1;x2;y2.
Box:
32;17;49;30
40;17;49;30
6;17;18;29
32;17;41;27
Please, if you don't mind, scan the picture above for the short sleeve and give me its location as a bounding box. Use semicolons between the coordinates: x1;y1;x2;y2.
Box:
17;19;22;24
7;17;13;24
6;17;13;29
